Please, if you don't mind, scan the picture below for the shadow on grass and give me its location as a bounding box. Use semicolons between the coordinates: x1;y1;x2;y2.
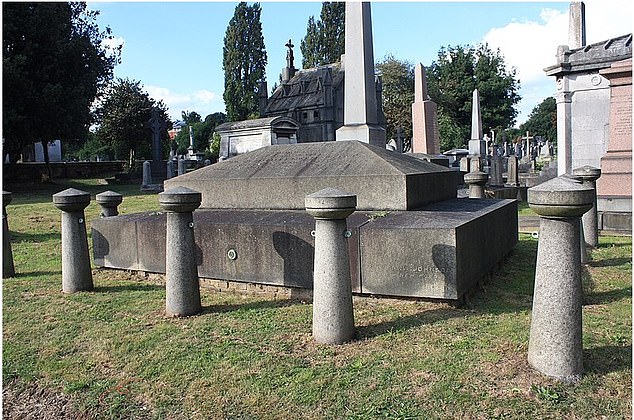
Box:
201;299;300;314
588;257;631;268
584;345;632;375
12;270;60;278
356;307;465;339
584;287;632;306
94;284;164;293
11;232;60;243
597;241;632;249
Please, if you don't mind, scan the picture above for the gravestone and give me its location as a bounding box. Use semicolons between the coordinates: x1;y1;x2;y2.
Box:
411;63;440;154
490;155;504;186
146;107;168;184
3;191;15;278
335;2;386;147
468;89;486;157
506;155;520;186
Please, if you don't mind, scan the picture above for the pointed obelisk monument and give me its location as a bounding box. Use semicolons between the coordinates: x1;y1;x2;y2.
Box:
468;89;486;157
411;63;440;154
336;2;386;147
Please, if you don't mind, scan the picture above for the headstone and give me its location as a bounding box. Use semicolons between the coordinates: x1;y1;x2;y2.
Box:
96;191;123;217
147;107;167;163
464;171;488;199
395;127;404;153
335;2;386;147
142;161;152;187
527;175;593;382
411;63;440;154
178;158;185;176
166;159;175;179
468;89;486;156
490;155;504;186
573;166;601;247
52;188;93;293
3;191;15;278
305;188;357;344
159;187;202;317
506;155;520;186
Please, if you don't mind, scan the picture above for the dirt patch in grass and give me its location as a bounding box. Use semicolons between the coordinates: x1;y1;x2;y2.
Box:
3;380;90;420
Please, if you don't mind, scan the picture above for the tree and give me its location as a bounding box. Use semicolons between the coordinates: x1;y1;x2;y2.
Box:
3;2;120;177
520;97;557;143
94;78;171;165
427;44;520;150
375;55;414;142
222;2;267;121
181;111;202;125
300;2;345;68
174;112;227;158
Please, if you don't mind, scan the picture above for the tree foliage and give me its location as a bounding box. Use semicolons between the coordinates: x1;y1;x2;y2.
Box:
173;112;227;157
427;44;521;150
94;78;171;164
3;2;120;169
300;2;344;68
375;55;414;143
222;2;267;121
520;97;557;143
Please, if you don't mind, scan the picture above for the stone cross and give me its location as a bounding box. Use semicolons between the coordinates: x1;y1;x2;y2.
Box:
527;175;593;382
335;1;386;147
147;107;167;163
285;39;295;69
306;188;357;344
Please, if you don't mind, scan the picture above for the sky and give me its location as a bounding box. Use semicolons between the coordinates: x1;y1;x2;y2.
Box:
91;1;633;127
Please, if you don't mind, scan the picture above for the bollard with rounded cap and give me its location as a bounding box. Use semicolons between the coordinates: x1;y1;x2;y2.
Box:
464;170;488;199
159;187;202;317
572;166;601;248
305;187;357;344
52;188;93;293
527;175;593;382
96;190;123;217
3;191;15;278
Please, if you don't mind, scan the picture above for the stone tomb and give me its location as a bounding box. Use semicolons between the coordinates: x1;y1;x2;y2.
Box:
93;141;518;302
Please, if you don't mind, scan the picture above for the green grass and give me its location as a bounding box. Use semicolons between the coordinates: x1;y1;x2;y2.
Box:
3;178;631;419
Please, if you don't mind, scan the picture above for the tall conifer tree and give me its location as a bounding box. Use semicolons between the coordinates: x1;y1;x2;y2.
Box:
300;2;344;68
222;2;268;121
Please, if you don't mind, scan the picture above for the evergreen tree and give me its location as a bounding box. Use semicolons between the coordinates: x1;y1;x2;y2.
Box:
3;2;120;177
427;44;520;149
300;2;344;68
520;97;557;143
222;2;267;121
375;55;414;142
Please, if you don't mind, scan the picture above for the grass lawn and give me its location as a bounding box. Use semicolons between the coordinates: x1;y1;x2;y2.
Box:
3;178;632;419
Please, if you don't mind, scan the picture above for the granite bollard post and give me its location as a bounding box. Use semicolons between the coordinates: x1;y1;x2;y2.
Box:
572;166;601;248
159;187;202;317
3;191;15;278
464;170;488;199
52;188;94;293
527;175;593;382
305;188;357;344
96;191;123;217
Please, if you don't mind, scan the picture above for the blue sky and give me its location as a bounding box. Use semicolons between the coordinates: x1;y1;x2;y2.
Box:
91;1;633;127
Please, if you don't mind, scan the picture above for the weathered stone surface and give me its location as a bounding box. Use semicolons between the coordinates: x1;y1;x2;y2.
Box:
573;165;601;247
464;171;488;199
528;175;593;217
165;141;456;211
96;190;123;217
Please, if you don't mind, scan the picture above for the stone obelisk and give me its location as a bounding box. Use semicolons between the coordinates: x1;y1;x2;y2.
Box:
336;2;386;147
468;89;486;157
411;63;440;154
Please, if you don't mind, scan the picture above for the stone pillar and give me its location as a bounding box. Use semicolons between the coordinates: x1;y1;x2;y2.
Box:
527;175;593;382
3;191;15;278
464;171;488;199
411;63;440;154
159;187;202;317
506;155;520;186
305;188;357;344
52;188;93;293
178;158;186;176
468;89;486;156
142;160;152;187
573;166;601;248
490;155;504;186
166;159;175;179
96;191;123;217
335;2;386;147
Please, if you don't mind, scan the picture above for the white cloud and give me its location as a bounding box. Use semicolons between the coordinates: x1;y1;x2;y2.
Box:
145;86;224;121
482;1;633;125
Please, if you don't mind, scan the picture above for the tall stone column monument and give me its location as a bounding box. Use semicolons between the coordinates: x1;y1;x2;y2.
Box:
336;2;386;147
411;63;440;154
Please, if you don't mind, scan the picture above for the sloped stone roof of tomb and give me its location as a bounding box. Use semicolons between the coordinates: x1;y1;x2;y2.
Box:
215;116;299;132
264;62;343;114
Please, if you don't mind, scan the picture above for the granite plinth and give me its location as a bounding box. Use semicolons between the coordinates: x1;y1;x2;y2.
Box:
92;199;517;301
164;141;457;211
